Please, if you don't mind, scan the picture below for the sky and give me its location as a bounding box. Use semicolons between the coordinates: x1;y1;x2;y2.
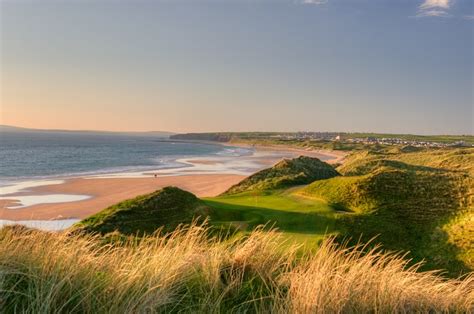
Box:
1;0;473;134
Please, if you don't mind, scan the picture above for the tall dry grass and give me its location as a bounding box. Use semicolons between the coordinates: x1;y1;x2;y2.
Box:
0;224;472;313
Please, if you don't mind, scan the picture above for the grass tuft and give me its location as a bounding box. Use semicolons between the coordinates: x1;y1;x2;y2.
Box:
1;223;472;312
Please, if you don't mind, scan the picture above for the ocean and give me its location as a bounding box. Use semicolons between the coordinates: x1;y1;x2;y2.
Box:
0;131;252;184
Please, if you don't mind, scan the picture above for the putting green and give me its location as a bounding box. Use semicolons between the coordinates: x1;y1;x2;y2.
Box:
204;189;340;249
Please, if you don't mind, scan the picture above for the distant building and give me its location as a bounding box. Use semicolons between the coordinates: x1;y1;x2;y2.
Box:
451;141;467;147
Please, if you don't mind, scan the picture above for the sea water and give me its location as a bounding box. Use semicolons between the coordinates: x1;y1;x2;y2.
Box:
0;130;255;211
0;130;252;184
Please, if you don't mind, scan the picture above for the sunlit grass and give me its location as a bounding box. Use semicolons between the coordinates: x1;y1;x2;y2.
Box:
1;223;472;312
204;190;338;249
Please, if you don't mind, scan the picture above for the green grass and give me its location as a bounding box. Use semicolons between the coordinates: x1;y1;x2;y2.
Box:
74;186;208;235
297;175;376;213
340;147;474;175
301;148;474;275
204;190;338;250
443;210;474;267
223;156;339;195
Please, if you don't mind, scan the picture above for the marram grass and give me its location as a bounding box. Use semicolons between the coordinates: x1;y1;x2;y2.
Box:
0;224;472;313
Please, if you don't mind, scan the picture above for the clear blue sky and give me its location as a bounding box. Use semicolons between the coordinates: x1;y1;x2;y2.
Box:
1;0;473;134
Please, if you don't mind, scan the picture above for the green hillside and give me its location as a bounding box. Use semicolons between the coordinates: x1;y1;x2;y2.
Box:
300;148;474;274
302;165;471;219
224;156;339;195
73;187;209;235
339;147;474;176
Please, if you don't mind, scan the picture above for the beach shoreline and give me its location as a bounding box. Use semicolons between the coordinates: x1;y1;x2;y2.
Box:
0;174;245;220
0;144;347;221
223;141;348;164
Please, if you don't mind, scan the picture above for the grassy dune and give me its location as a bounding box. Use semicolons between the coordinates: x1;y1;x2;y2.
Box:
224;156;339;195
301;148;474;275
74;187;209;235
1;224;473;313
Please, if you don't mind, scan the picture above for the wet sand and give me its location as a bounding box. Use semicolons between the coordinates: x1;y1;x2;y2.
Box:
0;174;244;220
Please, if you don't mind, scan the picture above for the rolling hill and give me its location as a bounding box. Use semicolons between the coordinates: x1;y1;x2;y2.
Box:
300;148;474;274
73;187;209;235
223;156;340;195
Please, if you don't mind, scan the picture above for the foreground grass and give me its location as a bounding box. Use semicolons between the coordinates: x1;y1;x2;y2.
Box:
1;224;473;313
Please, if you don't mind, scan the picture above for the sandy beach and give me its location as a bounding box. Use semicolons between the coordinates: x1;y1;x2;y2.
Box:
0;145;347;221
0;174;244;220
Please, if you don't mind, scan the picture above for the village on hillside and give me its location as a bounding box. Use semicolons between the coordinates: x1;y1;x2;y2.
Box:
267;132;473;148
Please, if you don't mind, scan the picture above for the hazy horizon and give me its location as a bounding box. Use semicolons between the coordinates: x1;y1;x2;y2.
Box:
3;123;474;136
1;0;473;134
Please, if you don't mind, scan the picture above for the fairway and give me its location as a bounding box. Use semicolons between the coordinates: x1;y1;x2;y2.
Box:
204;189;340;248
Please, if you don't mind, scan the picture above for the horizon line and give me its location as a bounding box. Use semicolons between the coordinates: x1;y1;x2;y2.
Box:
2;124;473;137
